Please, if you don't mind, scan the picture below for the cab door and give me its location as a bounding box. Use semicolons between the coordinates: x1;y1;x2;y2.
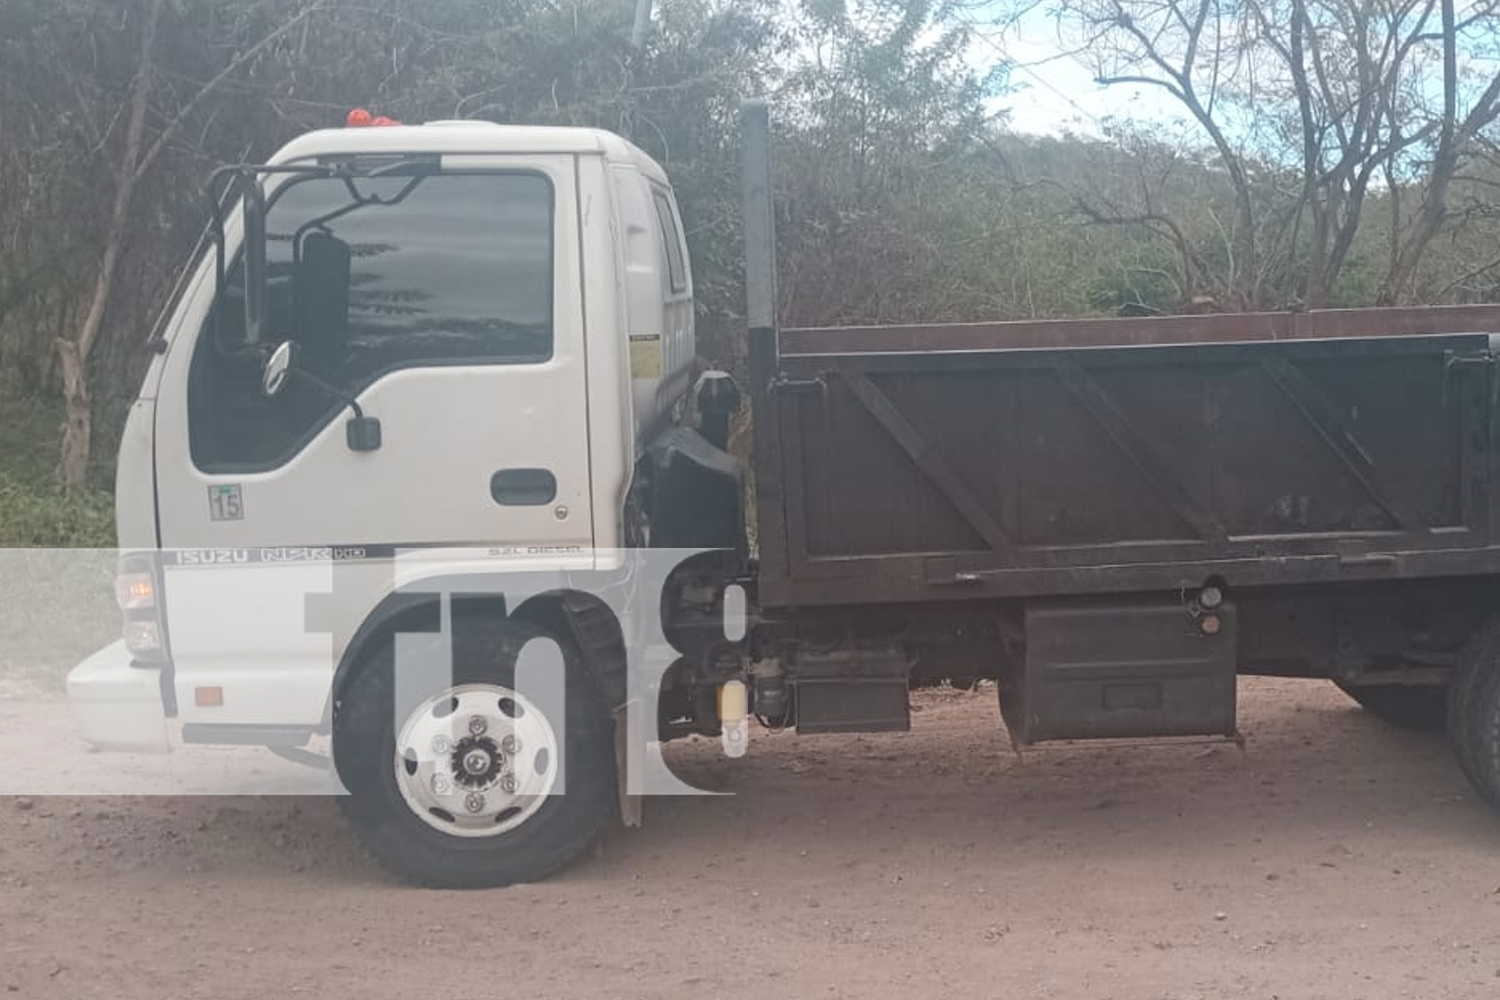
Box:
151;154;592;726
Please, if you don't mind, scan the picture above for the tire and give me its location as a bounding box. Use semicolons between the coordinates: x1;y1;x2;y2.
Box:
1335;681;1448;732
333;616;615;888
1449;619;1500;808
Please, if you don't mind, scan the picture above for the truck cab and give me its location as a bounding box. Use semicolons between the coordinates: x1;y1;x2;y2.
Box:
69;117;739;886
131;119;695;557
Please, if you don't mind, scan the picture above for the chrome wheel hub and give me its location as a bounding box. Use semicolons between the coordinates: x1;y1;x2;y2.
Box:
393;683;559;837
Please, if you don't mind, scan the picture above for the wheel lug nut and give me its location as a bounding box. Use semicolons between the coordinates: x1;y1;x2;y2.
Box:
464;791;485;814
467;715;488;736
499;774;517;794
500;735;520;755
431;734;450;754
431;773;451;795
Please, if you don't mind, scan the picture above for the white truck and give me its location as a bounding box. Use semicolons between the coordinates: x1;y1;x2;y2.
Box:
68;103;1500;887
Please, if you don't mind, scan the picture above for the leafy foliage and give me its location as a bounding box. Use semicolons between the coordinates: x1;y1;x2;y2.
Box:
1;0;1499;503
0;391;114;546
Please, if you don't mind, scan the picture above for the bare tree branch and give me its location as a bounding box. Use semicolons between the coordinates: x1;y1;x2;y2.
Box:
133;3;323;183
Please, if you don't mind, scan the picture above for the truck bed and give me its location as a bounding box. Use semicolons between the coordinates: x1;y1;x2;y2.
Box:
752;305;1500;608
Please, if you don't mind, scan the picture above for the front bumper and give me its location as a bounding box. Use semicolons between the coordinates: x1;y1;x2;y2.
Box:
66;641;171;753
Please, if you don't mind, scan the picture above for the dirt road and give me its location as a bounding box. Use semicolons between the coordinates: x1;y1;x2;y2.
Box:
2;677;1499;1000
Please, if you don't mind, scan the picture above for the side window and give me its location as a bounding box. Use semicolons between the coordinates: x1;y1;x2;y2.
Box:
651;189;687;295
188;171;554;473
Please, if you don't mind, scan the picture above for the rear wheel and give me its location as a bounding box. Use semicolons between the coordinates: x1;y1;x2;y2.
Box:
333;617;614;888
1449;620;1500;808
1335;681;1448;732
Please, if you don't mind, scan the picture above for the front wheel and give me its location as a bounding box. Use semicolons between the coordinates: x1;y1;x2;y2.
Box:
1335;681;1448;732
333;617;615;888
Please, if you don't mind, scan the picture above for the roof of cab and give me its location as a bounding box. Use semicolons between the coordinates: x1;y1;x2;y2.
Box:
270;120;669;185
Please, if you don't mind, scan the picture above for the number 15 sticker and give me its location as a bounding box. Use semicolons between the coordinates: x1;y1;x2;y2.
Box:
208;484;244;521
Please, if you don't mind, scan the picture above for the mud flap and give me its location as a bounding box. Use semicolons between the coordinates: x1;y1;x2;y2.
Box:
614;707;642;828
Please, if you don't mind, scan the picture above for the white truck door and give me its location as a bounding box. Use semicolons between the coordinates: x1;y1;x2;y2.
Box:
151;155;592;725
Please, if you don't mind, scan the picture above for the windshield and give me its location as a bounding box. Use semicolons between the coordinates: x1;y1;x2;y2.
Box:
264;170;555;374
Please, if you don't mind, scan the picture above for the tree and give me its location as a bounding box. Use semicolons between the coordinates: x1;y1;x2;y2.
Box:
774;0;1002;325
1376;0;1500;302
1018;0;1500;308
35;0;320;489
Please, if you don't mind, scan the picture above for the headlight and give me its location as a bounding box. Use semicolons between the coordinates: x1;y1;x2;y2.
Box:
123;619;162;654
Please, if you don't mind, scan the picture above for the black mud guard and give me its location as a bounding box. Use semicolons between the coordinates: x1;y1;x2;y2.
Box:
645;427;744;551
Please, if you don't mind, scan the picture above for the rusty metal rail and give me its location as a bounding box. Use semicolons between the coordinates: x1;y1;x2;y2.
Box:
780;305;1500;355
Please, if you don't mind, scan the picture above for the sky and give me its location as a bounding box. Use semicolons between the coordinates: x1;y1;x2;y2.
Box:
962;8;1188;137
965;2;1500;141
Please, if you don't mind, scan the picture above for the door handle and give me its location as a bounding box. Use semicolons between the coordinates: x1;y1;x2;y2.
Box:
491;468;557;506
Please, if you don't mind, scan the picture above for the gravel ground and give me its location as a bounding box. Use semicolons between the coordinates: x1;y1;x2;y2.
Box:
2;677;1500;1000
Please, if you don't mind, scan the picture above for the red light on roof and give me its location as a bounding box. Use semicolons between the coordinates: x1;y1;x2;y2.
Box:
346;107;373;127
373;115;401;126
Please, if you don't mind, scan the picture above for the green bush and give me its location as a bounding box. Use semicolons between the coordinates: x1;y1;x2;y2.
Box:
0;387;116;547
0;470;118;683
0;476;115;547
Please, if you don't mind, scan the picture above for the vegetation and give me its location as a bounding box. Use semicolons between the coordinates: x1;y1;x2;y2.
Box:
1047;0;1500;309
1;0;1499;524
0;391;114;546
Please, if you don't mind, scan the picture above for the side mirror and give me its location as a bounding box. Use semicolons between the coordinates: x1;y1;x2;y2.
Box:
262;340;295;397
294;231;352;345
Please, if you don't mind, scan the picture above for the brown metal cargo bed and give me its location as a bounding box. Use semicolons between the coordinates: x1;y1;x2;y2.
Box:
751;306;1500;608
